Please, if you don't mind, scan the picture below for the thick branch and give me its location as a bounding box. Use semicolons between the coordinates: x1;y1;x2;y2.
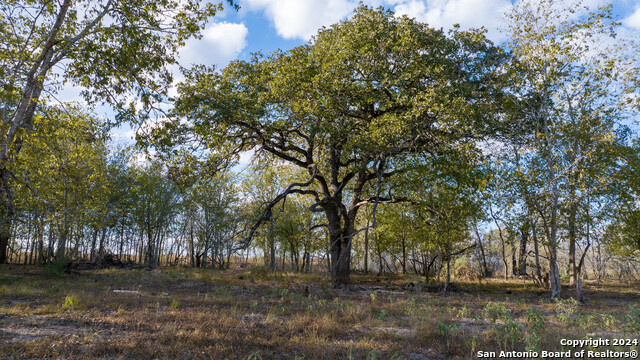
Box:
234;164;317;250
353;196;411;209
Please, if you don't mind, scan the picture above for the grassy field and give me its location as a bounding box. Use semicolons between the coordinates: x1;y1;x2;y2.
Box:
1;265;639;359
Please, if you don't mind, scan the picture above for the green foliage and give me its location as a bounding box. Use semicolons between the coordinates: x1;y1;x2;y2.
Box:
500;316;523;350
523;308;546;353
366;350;381;360
403;297;418;316
43;257;70;277
376;309;389;321
526;308;546;336
62;295;79;311
554;298;578;325
456;305;471;319
492;0;640;299
369;292;377;303
436;321;460;351
170;299;181;309
483;302;510;323
246;351;263;360
623;308;640;336
162;5;504;285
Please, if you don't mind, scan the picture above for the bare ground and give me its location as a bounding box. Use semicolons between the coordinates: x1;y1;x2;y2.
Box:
1;265;639;359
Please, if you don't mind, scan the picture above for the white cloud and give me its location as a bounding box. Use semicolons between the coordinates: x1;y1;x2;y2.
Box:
242;0;512;42
179;22;249;68
243;0;354;40
624;7;640;29
393;0;512;42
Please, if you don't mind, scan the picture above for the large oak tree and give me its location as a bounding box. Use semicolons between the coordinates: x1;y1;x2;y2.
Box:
167;6;503;286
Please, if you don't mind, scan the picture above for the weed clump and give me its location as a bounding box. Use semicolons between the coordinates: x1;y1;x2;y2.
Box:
623;307;640;336
483;302;509;323
62;295;79;311
554;298;578;325
43;257;70;277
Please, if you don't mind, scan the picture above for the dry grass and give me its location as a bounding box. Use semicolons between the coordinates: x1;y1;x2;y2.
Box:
0;265;639;359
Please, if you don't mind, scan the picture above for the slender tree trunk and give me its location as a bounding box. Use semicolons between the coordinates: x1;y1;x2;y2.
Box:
364;219;369;274
29;219;37;265
548;200;561;299
576;204;591;303
189;222;195;267
549;253;561;299
90;228;98;262
56;184;69;259
530;213;543;284
37;224;44;265
377;233;384;276
47;223;55;263
542;108;561;300
402;234;407;275
568;198;577;287
0;171;14;264
511;238;517;276
24;214;32;265
269;217;275;271
98;227;107;256
119;220;125;259
281;245;286;271
518;222;528;276
444;232;451;292
490;204;509;280
72;227;80;260
473;222;489;277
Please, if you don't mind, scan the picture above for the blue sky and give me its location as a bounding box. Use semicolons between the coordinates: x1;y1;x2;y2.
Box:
58;0;639;144
178;0;640;70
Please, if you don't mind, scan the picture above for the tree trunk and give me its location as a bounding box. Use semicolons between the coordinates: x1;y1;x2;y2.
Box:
549;253;561;299
323;200;355;287
489;204;509;281
518;222;528;276
377;233;384;276
511;239;517;276
473;222;489;277
37;224;44;265
98;227;107;256
548;197;561;299
576;205;591;303
0;170;14;264
0;224;9;264
329;225;352;287
269;217;275;271
531;216;543;284
402;234;407;275
568;199;577;287
364;219;369;274
189;222;195;267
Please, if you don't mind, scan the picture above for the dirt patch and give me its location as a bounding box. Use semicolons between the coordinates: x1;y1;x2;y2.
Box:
0;314;127;344
372;325;415;337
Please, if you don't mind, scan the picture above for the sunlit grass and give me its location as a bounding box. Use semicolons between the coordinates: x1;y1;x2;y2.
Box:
0;265;639;359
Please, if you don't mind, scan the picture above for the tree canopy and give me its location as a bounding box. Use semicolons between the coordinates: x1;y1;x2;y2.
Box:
160;6;505;286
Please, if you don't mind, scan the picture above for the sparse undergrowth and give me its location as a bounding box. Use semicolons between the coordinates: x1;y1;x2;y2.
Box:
0;265;639;359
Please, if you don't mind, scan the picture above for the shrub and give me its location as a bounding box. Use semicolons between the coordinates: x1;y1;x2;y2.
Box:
453;257;484;281
43;257;70;277
63;295;79;311
623;307;640;336
436;321;460;351
170;299;180;309
554;298;578;325
484;302;510;323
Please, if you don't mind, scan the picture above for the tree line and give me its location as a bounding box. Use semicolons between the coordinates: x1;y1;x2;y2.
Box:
2;0;640;301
